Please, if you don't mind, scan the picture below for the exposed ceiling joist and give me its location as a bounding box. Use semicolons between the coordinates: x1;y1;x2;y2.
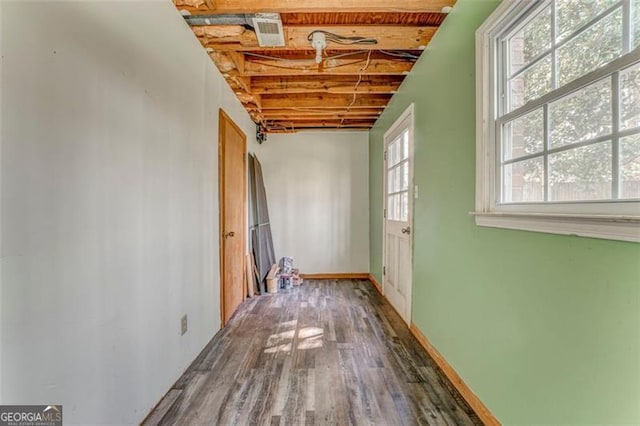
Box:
261;93;391;109
239;57;415;77
250;75;403;95
175;0;455;14
280;12;445;26
194;25;437;51
260;107;384;117
173;0;455;132
266;120;377;128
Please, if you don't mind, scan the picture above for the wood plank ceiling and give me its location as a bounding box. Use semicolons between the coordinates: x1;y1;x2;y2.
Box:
172;0;457;133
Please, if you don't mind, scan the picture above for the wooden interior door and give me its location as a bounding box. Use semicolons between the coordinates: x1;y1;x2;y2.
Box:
219;109;246;326
383;106;414;324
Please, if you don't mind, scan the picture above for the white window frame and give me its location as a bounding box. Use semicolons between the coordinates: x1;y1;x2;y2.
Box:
475;0;640;243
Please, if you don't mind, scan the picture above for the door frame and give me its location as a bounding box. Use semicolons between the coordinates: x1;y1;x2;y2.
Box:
382;103;415;324
218;108;247;327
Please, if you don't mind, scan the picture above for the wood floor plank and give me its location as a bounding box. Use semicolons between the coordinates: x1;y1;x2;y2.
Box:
141;389;182;426
142;279;481;426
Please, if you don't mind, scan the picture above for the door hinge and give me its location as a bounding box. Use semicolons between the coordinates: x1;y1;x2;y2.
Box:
383;266;386;276
384;151;387;161
383;209;387;218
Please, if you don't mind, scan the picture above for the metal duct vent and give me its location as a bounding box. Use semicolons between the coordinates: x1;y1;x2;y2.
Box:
251;13;285;47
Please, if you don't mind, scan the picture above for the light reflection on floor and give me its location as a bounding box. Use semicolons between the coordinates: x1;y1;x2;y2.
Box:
264;326;324;353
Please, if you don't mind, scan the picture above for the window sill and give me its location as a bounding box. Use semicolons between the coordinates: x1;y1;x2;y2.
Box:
470;211;640;243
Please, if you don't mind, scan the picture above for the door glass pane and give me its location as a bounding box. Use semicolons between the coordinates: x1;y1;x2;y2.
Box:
549;142;612;201
503;108;544;161
399;162;409;191
402;131;409;160
394;167;402;192
387;168;396;194
549;78;611;148
399;192;409;222
389;140;399;166
509;55;552;111
387;194;397;220
557;8;623;86
555;0;619;42
620;134;640;199
620;63;640;131
509;6;551;75
502;157;545;203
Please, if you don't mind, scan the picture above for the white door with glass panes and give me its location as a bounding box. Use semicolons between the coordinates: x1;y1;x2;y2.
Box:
383;105;414;324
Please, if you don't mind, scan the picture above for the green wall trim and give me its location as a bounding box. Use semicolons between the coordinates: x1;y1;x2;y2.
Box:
368;0;640;423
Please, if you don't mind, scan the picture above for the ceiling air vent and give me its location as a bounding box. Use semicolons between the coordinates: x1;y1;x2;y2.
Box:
251;13;285;47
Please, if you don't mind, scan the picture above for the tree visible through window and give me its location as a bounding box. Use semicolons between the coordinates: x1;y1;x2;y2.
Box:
499;0;640;204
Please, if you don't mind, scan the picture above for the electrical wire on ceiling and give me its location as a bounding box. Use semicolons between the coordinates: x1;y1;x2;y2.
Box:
247;58;370;71
342;50;372;126
242;50;417;73
307;30;378;46
379;50;421;59
243;50;369;62
245;51;415;72
265;121;295;132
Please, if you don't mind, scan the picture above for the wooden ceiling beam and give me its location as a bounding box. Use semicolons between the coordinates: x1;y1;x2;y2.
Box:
233;49;423;60
195;25;437;51
260;107;384;117
242;58;414;76
265;120;377;128
262;110;382;117
261;93;391;109
174;0;455;14
280;12;446;26
251;77;402;95
268;128;369;133
208;50;415;77
265;115;381;121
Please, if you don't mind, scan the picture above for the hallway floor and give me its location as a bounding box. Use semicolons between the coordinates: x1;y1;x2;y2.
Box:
143;280;480;425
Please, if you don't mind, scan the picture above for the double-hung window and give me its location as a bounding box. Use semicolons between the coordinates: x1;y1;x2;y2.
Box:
476;0;640;242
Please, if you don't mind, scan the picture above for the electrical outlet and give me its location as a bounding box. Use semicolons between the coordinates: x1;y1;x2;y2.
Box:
181;315;188;336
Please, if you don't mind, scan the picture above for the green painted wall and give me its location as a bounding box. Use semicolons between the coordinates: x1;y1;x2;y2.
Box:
368;0;640;424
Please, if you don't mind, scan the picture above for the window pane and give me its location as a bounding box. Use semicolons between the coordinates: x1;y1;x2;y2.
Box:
503;109;544;161
549;142;612;201
556;0;619;42
620;134;640;199
502;157;545;203
399;192;409;222
620;63;640;131
549;78;611;148
557;8;623;87
509;55;552;111
509;6;551;75
634;0;640;48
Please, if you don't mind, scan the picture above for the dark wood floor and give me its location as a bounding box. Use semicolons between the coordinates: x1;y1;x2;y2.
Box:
142;280;481;426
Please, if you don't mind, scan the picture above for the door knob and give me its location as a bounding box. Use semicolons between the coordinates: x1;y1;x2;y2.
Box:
224;231;235;238
401;227;411;235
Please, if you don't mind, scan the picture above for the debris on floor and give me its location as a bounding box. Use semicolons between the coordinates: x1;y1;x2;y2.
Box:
266;264;279;294
278;257;303;291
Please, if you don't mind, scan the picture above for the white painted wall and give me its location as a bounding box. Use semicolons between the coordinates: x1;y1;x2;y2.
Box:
251;132;370;274
0;1;254;424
